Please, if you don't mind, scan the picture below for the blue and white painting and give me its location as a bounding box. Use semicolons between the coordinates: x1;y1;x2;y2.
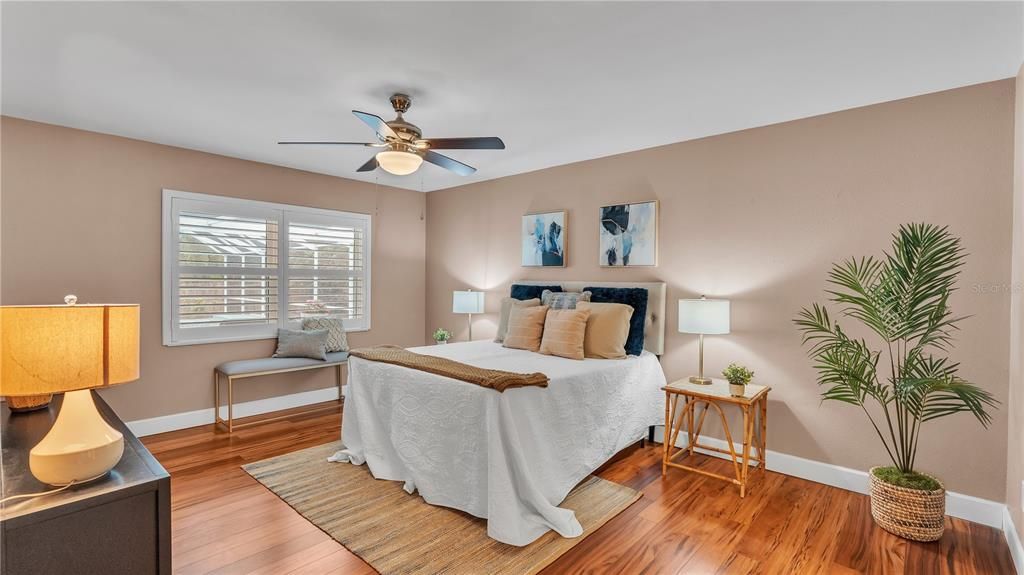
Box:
599;201;657;266
522;211;566;267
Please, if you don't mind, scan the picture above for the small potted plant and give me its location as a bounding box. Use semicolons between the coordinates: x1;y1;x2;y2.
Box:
721;363;754;397
433;328;451;345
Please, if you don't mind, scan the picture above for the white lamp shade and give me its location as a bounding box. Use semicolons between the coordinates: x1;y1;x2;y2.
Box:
678;298;730;335
376;151;423;175
453;290;485;314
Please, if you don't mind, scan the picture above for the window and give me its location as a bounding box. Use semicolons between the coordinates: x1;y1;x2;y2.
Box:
162;189;371;345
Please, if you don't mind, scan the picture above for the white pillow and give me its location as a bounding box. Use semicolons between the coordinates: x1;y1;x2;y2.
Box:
302;316;349;352
541;289;591;310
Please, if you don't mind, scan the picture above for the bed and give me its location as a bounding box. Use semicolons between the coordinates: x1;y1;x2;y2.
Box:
330;281;668;546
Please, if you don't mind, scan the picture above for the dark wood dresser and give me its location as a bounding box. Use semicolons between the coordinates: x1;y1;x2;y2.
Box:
1;392;171;574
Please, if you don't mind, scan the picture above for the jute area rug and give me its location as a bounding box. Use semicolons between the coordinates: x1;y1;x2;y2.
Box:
242;442;640;575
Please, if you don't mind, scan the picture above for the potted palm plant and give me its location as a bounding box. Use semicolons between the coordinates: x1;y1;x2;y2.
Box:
794;223;996;542
722;363;754;397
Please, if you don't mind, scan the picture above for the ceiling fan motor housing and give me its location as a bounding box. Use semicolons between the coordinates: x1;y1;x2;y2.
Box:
387;93;421;141
387;119;422;142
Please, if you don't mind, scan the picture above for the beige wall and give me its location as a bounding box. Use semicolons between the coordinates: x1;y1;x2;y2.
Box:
1;117;426;421
1007;64;1024;539
2;80;1016;502
426;80;1015;500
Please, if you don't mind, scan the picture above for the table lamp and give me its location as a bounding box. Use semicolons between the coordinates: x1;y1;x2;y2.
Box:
452;289;485;341
1;296;140;485
678;296;730;385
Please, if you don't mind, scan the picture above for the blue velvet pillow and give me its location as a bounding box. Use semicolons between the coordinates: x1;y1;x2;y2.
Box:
584;287;648;356
510;284;562;301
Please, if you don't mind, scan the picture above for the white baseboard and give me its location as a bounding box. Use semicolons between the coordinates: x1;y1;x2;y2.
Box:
652;427;1005;529
126;385;345;437
1004;507;1024;574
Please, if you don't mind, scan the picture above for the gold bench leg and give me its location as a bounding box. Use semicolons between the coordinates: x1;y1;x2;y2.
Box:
227;376;234;433
214;370;229;432
214;371;220;425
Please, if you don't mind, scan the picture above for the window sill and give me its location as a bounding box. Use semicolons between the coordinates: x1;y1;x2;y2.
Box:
163;327;370;347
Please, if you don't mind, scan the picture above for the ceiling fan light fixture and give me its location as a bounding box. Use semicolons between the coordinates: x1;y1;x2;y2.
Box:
375;150;423;176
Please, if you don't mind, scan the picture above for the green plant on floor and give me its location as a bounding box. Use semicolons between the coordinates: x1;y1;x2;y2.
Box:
721;363;754;386
794;223;997;487
433;327;452;343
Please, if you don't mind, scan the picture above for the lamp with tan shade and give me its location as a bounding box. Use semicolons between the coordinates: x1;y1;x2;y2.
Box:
1;297;140;486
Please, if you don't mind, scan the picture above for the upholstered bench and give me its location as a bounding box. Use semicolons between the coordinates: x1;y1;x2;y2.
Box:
214;352;349;432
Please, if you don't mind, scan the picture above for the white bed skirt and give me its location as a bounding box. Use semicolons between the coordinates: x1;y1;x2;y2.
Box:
329;341;666;546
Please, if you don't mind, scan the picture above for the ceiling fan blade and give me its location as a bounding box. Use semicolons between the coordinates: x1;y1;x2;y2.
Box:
356;156;379;172
418;137;505;150
352;110;399;141
423;150;476;176
278;141;380;146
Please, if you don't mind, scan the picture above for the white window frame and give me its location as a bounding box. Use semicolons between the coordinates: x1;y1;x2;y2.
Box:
162;189;372;346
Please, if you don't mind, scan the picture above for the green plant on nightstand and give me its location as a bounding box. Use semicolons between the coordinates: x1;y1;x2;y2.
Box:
721;363;754;397
433;328;452;345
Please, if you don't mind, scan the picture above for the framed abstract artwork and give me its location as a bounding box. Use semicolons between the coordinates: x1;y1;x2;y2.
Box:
599;200;658;267
522;210;567;267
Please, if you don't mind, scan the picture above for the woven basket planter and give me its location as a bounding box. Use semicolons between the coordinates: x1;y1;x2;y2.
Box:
868;467;945;542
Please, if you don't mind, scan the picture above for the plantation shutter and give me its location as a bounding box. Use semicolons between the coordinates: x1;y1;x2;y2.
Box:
286;213;369;330
164;191;371;345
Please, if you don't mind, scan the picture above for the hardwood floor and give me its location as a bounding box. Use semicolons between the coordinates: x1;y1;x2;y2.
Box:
143;401;1014;574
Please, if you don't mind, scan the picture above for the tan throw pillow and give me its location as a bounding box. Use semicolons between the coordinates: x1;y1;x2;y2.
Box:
577;302;634;359
503;305;549;352
539;308;592;360
494;297;540;343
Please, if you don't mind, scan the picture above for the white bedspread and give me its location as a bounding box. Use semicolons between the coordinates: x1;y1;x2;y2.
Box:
328;340;666;546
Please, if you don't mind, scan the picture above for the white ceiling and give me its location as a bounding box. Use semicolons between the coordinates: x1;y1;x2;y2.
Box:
3;2;1022;192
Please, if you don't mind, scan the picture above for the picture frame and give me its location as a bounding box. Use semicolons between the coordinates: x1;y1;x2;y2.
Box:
598;200;658;267
521;210;567;267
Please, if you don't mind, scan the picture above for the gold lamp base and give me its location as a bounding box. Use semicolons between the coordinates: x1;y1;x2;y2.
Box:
688;333;714;385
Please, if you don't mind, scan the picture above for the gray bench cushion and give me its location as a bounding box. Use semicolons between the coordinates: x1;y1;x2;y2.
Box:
216;351;349;376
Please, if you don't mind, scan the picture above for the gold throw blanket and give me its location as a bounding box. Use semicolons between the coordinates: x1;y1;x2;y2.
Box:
348;345;549;392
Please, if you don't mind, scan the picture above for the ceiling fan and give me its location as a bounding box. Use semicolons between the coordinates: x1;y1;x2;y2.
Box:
278;93;505;176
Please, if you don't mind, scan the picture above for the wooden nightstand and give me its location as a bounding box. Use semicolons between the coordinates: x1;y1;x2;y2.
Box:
662;378;770;497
